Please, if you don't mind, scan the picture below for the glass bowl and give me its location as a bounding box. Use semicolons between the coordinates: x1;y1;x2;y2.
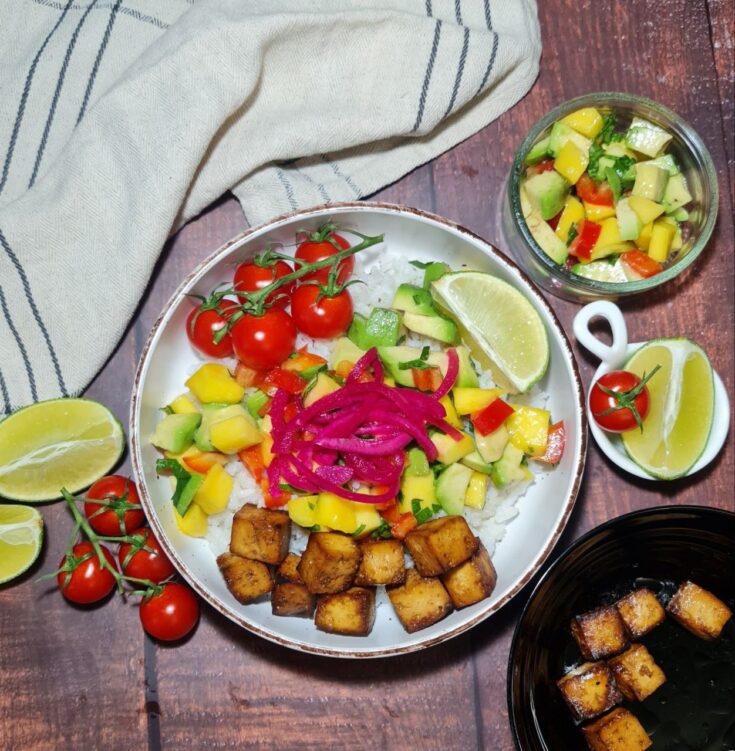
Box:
501;92;719;302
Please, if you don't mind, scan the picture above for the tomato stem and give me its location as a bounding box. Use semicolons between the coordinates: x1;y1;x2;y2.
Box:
593;364;661;432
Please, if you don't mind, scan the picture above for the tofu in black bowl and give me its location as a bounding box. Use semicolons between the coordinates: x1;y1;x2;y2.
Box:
507;506;735;751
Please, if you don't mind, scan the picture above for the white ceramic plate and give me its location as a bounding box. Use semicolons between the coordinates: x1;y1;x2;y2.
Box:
130;203;587;658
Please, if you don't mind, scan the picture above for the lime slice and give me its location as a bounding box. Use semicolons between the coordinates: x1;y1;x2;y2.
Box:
622;338;714;479
0;398;124;502
431;271;549;393
572;259;628;283
0;504;44;583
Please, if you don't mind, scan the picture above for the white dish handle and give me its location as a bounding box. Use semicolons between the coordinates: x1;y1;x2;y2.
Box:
573;301;629;369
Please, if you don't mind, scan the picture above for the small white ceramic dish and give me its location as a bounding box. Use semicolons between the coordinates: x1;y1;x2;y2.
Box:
574;300;730;480
131;202;587;658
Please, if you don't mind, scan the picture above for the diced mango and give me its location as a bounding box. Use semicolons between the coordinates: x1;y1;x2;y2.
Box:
452;387;506;415
583;201;617;222
399;473;438;515
439;395;462;429
506;405;551;456
303;372;341;407
555;195;586;242
561;107;604;139
648;220;676;262
315;493;357;534
589;218;634;260
627;195;665;225
287;495;320;529
464;472;489;509
636;221;654;250
351;502;383;537
209;414;261;454
259;415;274;467
431;432;475;465
174;503;208;537
168;394;200;414
554;141;589;185
384;376;396;387
193;463;233;515
185;364;244;405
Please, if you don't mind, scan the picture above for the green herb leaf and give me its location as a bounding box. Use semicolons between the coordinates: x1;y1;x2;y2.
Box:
598;113;623;145
308;524;321;533
371;519;393;539
398;346;432;370
567;225;579;246
414;506;433;524
161;405;174;415
411;499;421;515
604;166;622;202
587;142;604;181
352;524;366;537
409;260;431;270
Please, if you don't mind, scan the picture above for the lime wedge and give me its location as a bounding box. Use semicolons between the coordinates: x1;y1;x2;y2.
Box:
0;398;124;502
0;504;44;583
431;271;549;393
622;338;714;479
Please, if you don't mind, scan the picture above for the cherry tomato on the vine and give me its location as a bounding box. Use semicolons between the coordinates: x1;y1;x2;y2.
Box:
118;528;175;584
139;582;199;641
590;369;653;433
57;542;117;605
233;260;294;309
230;308;297;370
84;475;145;536
186;299;239;358
290;284;353;339
295;231;353;285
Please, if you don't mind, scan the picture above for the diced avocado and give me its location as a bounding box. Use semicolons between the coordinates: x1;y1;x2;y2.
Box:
524;208;569;265
525;135;551;165
406;448;431;477
399;473;438;517
625;116;673;158
662;172;692;214
435;463;473;515
571;259;629;283
151;413;201;453
639;154;680;176
422;262;451;289
474;424;510;464
174;473;205;516
616;197;642;241
193;403;228;452
632;163;669;202
673;207;690;222
328;337;366;369
402;312;458;344
303;372;340;407
490;442;532;489
524;170;570;221
347;308;402;349
244;390;269;420
547;121;592;158
392;283;436;315
461;451;494;475
453;346;480;388
378;345;427;386
155;458;205;517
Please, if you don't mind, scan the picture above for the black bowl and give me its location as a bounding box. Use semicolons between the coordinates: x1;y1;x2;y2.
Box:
508;505;735;751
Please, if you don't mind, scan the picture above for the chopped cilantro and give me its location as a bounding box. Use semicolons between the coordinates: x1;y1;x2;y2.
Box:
604;166;622;202
411;499;421;515
308;524;321;532
398;345;432;370
414;506;433;524
587;142;605;181
409;260;431;269
598;113;623;145
432;503;442;513
567;225;579;246
161;405;174;415
371;519;393;539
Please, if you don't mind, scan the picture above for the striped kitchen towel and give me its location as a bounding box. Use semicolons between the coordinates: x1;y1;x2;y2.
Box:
0;0;540;414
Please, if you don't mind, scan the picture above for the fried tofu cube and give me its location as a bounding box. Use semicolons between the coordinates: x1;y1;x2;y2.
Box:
355;539;406;586
217;552;273;604
276;552;303;584
271;582;315;618
387;568;453;633
571;606;628;660
607;644;666;702
297;532;361;594
441;541;497;609
666;580;733;640
615;588;666;639
230;503;290;565
582;707;652;751
404;516;479;577
314;586;375;636
557;661;623;722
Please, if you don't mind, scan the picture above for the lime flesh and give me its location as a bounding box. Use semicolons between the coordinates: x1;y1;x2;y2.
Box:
0;504;44;583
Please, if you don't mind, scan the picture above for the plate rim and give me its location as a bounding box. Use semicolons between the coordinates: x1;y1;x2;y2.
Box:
130;200;588;658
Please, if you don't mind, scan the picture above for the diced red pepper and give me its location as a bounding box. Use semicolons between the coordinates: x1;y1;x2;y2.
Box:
390;512;417;539
234;362;267;388
470;398;515;436
533;421;565;465
576;174;614;206
183;451;229;474
412;367;443;392
547;210;563;231
379;501;401;524
261;479;289;508
262;367;307;395
238;445;264;483
283;401;299;423
281;346;327;373
620;250;663;279
568;219;602;260
526;159;556;178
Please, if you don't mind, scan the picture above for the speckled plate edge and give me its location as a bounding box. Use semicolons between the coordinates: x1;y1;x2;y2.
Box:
130;201;588;658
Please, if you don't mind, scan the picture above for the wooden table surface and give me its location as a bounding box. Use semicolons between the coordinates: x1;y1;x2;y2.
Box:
2;1;733;749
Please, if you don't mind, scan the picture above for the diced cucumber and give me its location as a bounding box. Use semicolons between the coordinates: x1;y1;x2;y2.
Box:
570;258;628;283
435;463;473;515
625;116;673;158
348;308;402;349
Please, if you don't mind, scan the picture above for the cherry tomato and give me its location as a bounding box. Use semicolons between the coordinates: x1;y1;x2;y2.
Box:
526;159;556;178
290;285;353;338
590;370;653;433
295;232;353;285
233;260;294;309
576;174;614;206
139;582;199;641
230;308;296;370
118;528;175;584
58;542;117;604
84;475;145;536
186;299;239;358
